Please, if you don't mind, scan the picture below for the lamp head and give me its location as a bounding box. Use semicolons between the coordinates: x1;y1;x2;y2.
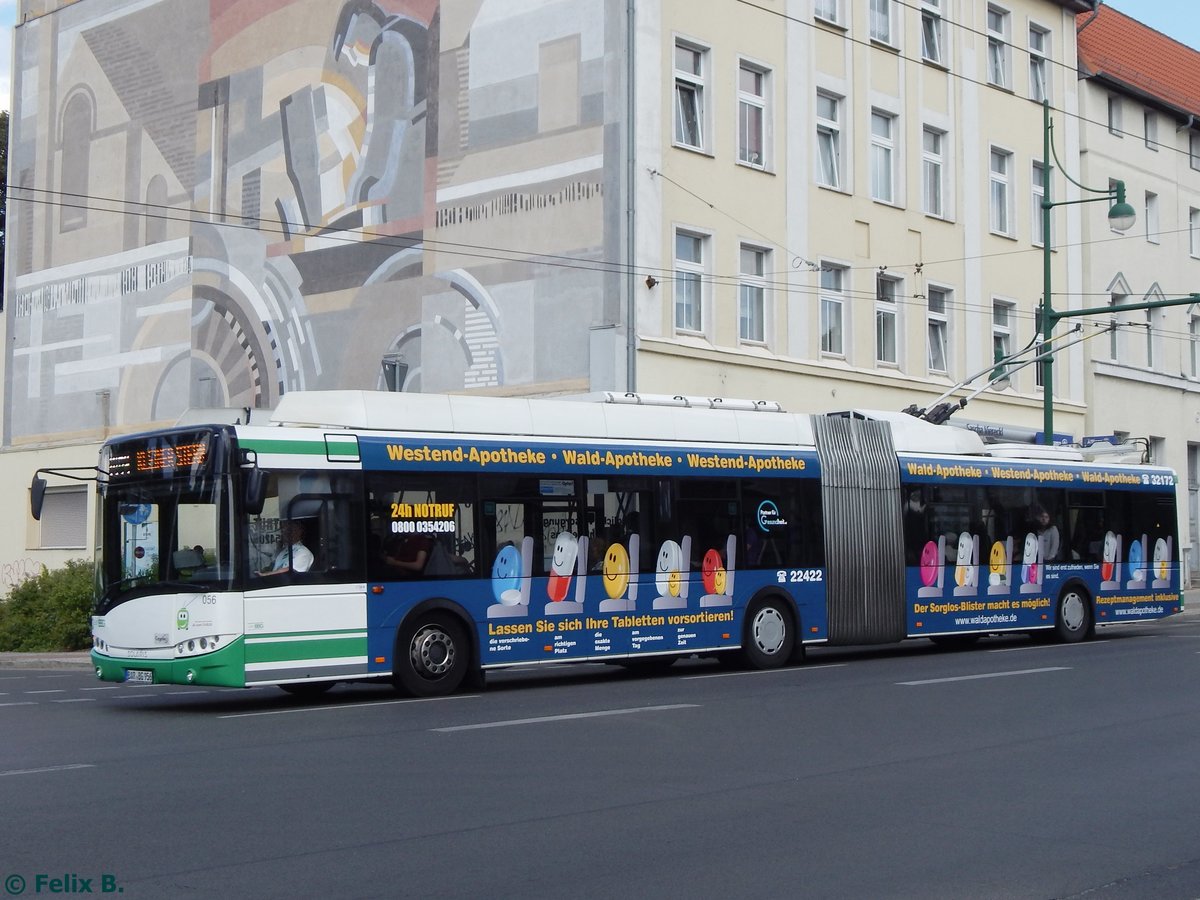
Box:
1108;180;1136;232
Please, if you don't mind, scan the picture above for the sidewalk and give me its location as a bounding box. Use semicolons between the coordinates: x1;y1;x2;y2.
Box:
0;650;93;670
2;591;1197;670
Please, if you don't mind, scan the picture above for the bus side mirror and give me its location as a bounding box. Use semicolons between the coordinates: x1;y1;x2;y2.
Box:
30;475;48;521
244;467;267;516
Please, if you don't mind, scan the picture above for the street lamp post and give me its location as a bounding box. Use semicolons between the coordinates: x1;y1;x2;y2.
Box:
1040;99;1136;444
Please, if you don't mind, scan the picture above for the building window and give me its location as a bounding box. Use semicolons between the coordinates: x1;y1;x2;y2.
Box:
927;287;949;373
60;93;94;232
820;264;846;356
1107;95;1122;136
870;0;893;44
1109;292;1126;361
989;148;1013;236
1032;161;1046;247
1145;111;1158;150
1191;316;1200;378
922;127;945;217
1146;308;1156;370
674;41;707;151
1191;208;1200;258
1034;307;1045;388
876;274;899;365
1146;192;1159;244
816;92;842;189
738;63;767;168
992;300;1013;386
814;0;840;26
674;230;706;333
870;111;896;204
738;245;768;344
1191;133;1200;171
921;0;944;65
36;487;87;549
987;6;1011;89
1028;25;1049;103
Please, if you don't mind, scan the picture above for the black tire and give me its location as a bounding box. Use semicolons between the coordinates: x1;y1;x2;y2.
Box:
279;681;335;697
395;613;470;697
741;598;795;669
1054;586;1092;643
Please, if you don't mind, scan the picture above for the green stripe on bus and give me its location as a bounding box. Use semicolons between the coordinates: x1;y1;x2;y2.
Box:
239;439;329;455
245;636;367;664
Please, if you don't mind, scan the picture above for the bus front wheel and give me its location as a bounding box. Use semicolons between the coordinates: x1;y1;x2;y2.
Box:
395;613;470;697
1054;587;1092;644
741;598;795;669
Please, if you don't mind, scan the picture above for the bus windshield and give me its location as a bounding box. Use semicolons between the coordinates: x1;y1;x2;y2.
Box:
97;436;236;612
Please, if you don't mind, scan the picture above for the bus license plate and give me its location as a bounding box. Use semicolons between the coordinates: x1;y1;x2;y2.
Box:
124;669;154;684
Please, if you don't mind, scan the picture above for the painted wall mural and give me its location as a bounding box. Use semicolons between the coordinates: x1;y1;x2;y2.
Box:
5;0;619;442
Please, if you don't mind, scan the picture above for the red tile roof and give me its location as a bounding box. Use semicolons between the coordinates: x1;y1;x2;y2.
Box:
1077;4;1200;117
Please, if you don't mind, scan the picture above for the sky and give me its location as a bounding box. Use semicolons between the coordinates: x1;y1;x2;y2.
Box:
0;0;1192;113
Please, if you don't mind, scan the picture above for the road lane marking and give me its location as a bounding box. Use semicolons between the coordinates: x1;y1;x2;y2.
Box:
433;703;699;732
111;693;155;699
0;702;37;708
219;694;479;719
0;764;95;777
80;686;121;691
899;666;1071;686
681;664;846;680
989;641;1109;653
52;698;94;703
166;690;209;695
25;690;66;695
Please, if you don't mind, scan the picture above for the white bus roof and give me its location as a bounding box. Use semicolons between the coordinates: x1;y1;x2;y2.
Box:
267;391;1005;456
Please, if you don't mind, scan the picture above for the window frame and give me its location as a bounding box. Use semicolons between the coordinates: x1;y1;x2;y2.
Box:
674;228;708;335
820;263;847;358
1032;160;1047;248
737;61;769;170
922;126;945;218
870;0;894;46
870;109;897;205
875;273;900;366
673;39;708;153
1190;208;1200;259
814;0;841;26
989;147;1014;237
927;285;950;374
986;5;1011;90
920;0;944;65
1107;95;1123;136
1028;23;1050;103
738;243;769;345
992;299;1015;389
1144;110;1158;151
1145;191;1159;244
816;91;843;190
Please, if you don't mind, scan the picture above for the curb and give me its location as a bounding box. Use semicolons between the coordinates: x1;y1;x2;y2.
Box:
0;652;93;671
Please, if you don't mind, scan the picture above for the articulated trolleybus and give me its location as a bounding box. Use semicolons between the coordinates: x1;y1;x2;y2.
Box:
41;390;1182;696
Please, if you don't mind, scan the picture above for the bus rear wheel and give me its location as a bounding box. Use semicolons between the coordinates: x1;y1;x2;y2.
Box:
1054;587;1092;644
741;598;795;669
395;613;470;697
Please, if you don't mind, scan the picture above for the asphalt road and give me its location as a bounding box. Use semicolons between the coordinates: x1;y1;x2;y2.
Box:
3;614;1200;899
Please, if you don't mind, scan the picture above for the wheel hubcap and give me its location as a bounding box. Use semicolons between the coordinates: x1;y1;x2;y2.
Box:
1062;594;1085;632
753;608;786;655
411;625;455;678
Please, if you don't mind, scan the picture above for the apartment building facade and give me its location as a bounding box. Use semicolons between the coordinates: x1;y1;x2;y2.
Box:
10;0;1196;583
1075;4;1200;579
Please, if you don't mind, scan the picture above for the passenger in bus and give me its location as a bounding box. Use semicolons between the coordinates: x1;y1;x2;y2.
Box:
383;532;432;576
261;520;314;575
1030;504;1061;562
